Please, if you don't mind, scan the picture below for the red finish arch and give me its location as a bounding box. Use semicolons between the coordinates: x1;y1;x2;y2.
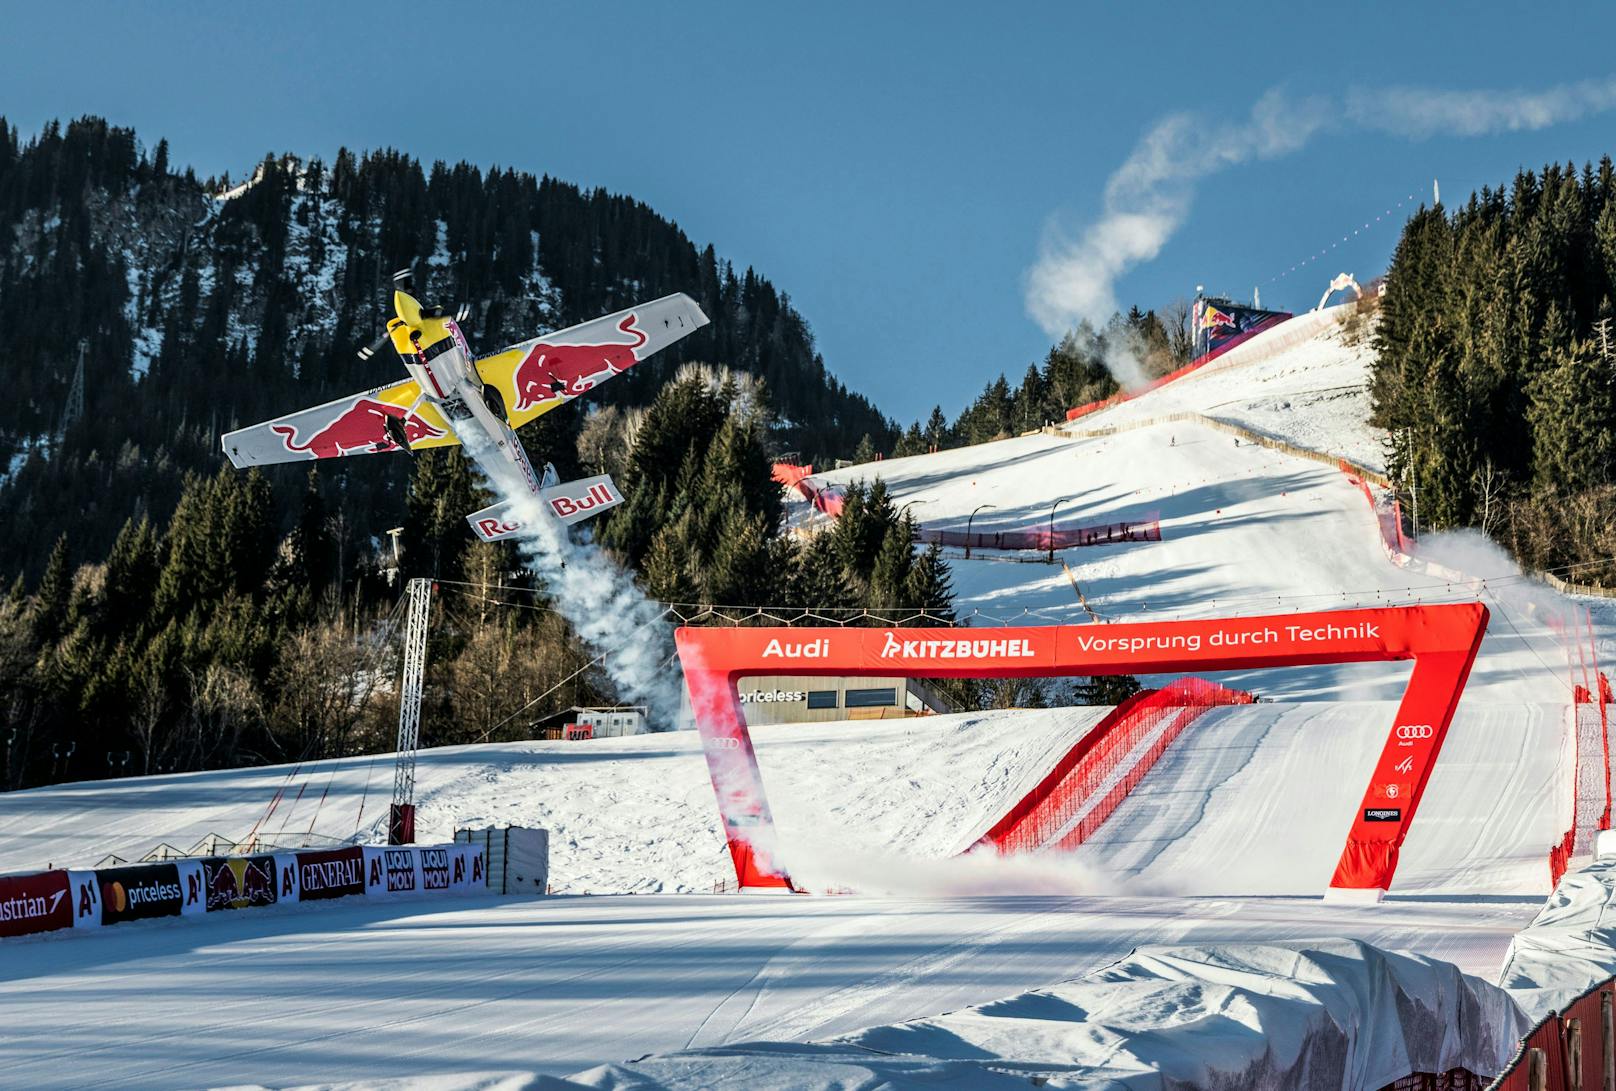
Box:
675;603;1488;900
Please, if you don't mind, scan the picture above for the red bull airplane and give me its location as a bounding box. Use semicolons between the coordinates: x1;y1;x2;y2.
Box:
221;270;708;541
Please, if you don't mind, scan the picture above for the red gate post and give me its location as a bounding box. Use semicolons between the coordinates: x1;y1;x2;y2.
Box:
675;604;1489;900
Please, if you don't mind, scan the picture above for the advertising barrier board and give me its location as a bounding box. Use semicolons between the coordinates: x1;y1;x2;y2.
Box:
363;845;423;897
0;870;72;938
4;842;483;942
202;854;278;911
294;846;365;902
96;863;184;926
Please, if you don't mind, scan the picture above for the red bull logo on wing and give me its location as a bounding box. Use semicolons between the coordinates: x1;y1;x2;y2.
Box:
512;315;648;411
550;482;618;519
271;398;446;458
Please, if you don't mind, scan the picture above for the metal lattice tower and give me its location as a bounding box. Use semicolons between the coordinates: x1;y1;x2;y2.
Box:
390;578;432;840
57;344;85;442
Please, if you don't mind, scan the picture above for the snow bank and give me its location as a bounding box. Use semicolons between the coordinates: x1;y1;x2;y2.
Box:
1500;855;1616;1019
565;939;1531;1090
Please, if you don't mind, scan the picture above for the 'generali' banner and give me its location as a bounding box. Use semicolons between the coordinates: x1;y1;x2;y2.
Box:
0;870;72;937
295;847;365;902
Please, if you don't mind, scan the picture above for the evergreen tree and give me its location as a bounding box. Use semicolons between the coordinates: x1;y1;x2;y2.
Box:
29;534;71;648
1527;336;1613;492
903;544;954;623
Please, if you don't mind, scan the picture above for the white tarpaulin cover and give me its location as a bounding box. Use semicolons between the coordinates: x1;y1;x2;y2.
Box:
562;939;1530;1090
1499;855;1616;1020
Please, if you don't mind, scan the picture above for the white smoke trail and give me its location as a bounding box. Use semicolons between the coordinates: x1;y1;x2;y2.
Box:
1027;75;1616;360
458;434;682;728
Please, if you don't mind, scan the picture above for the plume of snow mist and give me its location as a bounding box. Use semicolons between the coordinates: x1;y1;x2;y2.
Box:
458;435;682;729
1026;90;1327;344
1027;75;1616;359
780;839;1134;897
1412;528;1574;704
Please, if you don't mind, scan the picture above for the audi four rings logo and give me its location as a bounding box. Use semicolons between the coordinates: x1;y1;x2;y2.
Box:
1396;725;1434;739
705;737;742;751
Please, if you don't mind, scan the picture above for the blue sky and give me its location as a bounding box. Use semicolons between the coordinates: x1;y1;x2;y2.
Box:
5;2;1616;424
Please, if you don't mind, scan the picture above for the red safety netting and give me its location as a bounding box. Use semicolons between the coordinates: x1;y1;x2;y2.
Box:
920;517;1161;553
1339;460;1409;562
1549;605;1611;886
972;677;1254;856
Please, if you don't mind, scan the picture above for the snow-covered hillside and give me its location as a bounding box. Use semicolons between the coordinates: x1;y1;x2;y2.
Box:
0;698;1570;899
789;309;1575;709
0;709;1103;893
1075;304;1387;471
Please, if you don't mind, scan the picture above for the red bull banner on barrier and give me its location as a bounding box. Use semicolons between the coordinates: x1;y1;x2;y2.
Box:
674;604;1488;899
0;842;485;942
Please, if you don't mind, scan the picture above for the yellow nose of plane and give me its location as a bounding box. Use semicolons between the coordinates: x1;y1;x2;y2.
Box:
393;289;424;327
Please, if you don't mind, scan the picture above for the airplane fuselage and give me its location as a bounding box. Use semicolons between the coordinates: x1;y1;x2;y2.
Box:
387;291;541;500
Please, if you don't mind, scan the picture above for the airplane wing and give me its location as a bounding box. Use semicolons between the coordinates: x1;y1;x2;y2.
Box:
220;378;459;468
476;292;709;431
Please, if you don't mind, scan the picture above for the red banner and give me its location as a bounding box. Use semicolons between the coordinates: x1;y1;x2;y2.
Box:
295;847;365;902
675;603;1488;898
0;871;72;937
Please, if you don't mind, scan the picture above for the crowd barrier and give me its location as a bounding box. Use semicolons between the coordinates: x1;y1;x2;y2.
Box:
1486;978;1616;1090
0;841;485;941
919;516;1161;553
971;677;1254;856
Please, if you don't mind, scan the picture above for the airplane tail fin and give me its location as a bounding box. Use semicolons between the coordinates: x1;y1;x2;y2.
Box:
467;474;626;543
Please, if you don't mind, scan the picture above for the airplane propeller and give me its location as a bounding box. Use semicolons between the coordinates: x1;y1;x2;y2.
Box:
354;267;470;359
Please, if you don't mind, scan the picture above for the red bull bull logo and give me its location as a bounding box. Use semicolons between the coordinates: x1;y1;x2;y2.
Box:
271;398;446;458
1200;303;1236;332
512;315;647;412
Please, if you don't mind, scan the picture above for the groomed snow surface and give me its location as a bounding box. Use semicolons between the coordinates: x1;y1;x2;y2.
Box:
2;310;1606;1088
